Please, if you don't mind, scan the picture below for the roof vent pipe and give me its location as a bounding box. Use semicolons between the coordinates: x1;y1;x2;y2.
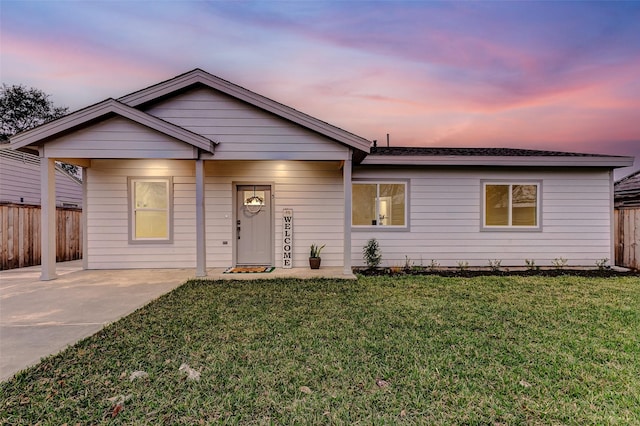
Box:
387;133;390;147
373;140;377;148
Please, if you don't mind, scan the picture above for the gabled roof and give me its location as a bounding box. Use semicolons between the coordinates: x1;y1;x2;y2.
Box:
362;146;635;168
9;98;216;153
616;169;640;190
118;68;371;154
615;170;640;207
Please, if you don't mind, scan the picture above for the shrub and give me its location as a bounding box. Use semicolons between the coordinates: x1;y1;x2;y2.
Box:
363;238;382;269
404;255;413;271
552;257;568;269
595;258;610;270
428;259;440;271
457;260;469;271
488;259;502;272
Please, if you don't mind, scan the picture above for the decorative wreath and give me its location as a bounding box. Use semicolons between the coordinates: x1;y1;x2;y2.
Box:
244;187;264;214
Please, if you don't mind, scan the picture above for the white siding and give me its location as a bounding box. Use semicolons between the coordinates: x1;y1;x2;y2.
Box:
351;167;613;268
85;159;344;269
86;159;196;269
43;117;197;159
0;150;82;207
145;87;350;161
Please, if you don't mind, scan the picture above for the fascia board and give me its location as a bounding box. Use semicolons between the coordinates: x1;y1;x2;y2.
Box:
120;70;371;153
9;99;215;153
361;155;635;168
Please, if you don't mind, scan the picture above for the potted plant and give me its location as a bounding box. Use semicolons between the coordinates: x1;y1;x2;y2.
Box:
309;243;325;269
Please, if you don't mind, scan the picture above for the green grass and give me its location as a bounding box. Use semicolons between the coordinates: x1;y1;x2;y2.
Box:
2;276;639;424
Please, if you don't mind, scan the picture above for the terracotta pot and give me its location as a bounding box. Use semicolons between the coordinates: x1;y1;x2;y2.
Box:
309;257;321;269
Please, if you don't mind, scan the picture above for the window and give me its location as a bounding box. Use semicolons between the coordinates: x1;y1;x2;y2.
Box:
129;177;172;242
352;182;406;227
483;182;540;229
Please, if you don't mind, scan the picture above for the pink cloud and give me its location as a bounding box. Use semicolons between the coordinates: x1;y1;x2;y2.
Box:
2;33;171;108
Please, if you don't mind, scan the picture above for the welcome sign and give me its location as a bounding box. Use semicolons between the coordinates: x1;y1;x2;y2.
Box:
282;209;293;268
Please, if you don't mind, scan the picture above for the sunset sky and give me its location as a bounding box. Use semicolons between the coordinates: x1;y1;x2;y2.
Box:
2;1;639;176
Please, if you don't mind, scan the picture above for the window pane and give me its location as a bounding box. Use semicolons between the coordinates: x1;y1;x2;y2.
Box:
352;184;377;225
135;211;168;238
380;184;405;226
485;185;509;226
135;181;167;209
512;185;537;226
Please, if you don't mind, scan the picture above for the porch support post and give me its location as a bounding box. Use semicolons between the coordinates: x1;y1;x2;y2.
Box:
343;152;353;275
40;155;57;280
195;159;207;277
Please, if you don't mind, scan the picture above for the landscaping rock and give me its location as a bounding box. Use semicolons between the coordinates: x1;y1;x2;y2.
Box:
129;370;148;381
179;363;201;381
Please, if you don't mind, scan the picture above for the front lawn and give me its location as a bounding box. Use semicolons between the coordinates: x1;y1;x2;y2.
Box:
2;276;639;424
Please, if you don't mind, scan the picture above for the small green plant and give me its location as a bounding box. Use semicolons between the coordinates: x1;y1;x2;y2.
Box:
595;258;610;270
428;259;440;271
552;257;568;269
404;255;413;271
525;259;538;270
363;238;382;269
488;259;502;272
457;260;469;271
411;257;425;272
309;243;325;258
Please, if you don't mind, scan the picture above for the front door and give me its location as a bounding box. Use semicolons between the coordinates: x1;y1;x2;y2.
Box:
236;185;272;265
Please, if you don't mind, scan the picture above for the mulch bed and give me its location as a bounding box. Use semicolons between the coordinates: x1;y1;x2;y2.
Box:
355;267;640;278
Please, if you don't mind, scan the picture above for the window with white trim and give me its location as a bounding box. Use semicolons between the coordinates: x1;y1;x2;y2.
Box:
129;177;172;241
483;182;540;228
352;182;407;227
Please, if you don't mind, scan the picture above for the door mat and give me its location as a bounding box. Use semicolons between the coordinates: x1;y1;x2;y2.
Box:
224;266;275;274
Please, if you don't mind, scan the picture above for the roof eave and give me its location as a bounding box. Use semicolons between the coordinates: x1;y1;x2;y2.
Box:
360;155;635;168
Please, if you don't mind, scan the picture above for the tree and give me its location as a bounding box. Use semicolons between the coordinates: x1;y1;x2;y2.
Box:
0;84;68;141
0;84;78;175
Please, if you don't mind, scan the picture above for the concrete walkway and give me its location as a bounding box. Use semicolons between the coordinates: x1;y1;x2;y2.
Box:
0;261;355;382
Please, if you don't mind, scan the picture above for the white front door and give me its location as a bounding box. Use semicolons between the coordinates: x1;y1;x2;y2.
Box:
236;185;272;265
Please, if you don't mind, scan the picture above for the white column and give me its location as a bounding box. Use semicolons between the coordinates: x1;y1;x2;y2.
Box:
195;159;207;277
343;152;353;275
40;156;57;280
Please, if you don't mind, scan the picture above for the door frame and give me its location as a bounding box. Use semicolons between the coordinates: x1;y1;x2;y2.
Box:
232;182;275;266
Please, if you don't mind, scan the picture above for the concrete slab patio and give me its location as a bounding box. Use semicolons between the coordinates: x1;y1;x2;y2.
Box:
0;261;355;382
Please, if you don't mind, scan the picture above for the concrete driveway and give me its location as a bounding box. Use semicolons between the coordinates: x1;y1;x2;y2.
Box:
0;261;194;382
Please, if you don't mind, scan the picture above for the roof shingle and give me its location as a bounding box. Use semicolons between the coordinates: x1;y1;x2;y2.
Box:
369;146;625;158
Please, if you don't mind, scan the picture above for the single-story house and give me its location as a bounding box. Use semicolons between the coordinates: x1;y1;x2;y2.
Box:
615;170;640;208
0;147;82;208
8;69;634;280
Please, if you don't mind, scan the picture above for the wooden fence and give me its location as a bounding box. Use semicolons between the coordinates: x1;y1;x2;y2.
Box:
615;208;639;270
0;204;82;270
